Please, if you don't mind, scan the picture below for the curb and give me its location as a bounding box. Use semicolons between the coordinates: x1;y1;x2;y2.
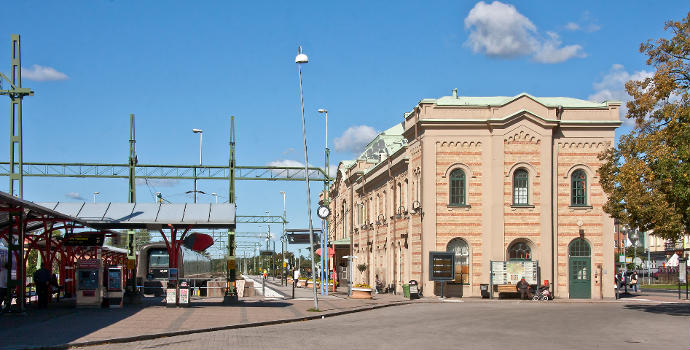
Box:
14;300;414;350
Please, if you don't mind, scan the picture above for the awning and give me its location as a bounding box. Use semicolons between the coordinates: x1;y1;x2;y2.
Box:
37;202;236;229
330;238;351;246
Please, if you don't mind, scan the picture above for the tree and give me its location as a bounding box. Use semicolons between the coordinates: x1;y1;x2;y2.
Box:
599;13;690;242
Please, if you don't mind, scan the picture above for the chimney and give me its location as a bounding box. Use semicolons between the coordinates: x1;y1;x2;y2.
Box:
452;88;458;98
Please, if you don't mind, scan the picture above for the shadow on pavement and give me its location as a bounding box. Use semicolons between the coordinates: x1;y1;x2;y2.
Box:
0;299;144;350
624;303;690;317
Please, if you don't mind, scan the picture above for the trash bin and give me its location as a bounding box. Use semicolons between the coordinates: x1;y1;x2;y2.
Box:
408;280;419;299
480;284;490;299
403;284;410;298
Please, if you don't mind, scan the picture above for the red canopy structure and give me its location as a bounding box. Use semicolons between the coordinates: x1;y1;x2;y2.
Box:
315;247;335;256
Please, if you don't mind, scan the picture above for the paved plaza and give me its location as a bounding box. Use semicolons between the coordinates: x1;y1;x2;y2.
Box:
0;282;688;350
84;299;689;350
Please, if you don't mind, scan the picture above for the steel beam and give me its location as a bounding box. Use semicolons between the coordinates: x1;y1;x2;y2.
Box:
0;162;330;181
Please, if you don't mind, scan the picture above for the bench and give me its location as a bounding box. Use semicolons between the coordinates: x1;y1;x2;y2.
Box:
496;284;517;293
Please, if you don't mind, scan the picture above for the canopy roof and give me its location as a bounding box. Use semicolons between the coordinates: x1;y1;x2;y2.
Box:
37;202;236;229
0;191;86;234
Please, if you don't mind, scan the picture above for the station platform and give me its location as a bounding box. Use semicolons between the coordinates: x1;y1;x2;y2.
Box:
0;291;409;350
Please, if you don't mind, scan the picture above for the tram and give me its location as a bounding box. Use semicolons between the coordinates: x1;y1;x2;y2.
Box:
136;242;213;296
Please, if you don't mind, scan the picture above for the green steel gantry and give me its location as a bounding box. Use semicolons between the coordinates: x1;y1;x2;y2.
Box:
1;34;332;303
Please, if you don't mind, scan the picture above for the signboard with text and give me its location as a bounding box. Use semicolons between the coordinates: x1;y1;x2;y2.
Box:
491;260;538;285
429;252;455;281
64;233;105;247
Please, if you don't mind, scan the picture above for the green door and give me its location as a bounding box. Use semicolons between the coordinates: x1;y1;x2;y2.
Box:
569;239;591;299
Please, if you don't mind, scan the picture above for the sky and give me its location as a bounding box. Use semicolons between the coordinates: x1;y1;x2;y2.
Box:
2;1;688;257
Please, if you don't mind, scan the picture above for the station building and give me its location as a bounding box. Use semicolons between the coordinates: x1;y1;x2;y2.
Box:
327;90;621;299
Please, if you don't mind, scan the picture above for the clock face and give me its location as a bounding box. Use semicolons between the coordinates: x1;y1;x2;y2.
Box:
317;206;330;219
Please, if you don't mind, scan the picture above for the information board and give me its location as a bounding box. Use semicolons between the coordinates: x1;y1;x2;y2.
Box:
680;259;687;284
429;252;455;281
166;289;177;304
491;260;538;285
179;288;189;304
64;233;105;247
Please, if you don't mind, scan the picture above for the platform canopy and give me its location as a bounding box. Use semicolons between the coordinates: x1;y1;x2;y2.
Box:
36;202;236;230
0;191;88;234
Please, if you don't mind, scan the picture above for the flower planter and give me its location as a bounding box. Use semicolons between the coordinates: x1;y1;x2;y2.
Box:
298;280;307;287
351;287;373;299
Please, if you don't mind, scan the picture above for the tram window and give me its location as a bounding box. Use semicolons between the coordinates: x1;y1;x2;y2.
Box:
149;249;169;268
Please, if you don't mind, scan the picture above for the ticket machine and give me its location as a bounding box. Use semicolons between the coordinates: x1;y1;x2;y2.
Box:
76;259;102;307
105;266;124;308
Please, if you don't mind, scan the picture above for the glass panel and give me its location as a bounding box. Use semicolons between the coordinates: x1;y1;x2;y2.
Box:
569;239;591;257
149;249;169;268
449;169;466;205
513;169;528;205
78;270;98;290
447;238;470;284
571;170;587;205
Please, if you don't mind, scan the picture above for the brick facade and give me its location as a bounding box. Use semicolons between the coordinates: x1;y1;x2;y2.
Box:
329;92;620;299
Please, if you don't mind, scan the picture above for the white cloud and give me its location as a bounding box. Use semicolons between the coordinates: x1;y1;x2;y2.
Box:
333;125;378;154
565;22;580;31
464;1;585;64
464;1;537;58
588;64;653;126
565;12;601;33
533;32;586;63
21;64;68;81
282;147;295;155
135;178;179;187
65;192;84;200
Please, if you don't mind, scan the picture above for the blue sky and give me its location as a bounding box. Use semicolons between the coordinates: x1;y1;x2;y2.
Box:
2;1;687;257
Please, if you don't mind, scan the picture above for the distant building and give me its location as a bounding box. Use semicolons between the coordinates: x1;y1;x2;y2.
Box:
328;91;621;299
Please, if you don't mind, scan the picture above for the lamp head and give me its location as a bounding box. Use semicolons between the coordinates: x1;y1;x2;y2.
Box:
318;109;328;114
295;46;308;63
192;129;203;133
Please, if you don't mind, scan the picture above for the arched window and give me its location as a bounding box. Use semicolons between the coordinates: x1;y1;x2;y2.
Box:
508;241;531;260
449;169;466;206
513;169;529;205
571;169;587;206
569;239;590;257
446;238;470;284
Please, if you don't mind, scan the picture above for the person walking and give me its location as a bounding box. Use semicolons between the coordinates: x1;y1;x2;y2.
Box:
33;263;51;308
630;272;639;292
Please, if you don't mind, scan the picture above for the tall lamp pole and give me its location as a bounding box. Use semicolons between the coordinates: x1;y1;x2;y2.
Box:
296;46;319;310
280;191;287;286
318;108;331;295
93;191;100;203
192;128;203;203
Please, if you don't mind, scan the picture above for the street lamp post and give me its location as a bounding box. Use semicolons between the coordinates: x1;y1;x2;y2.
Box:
318;108;331;295
192;128;203;203
295;46;319;310
211;192;218;204
280;191;287;286
93;191;99;203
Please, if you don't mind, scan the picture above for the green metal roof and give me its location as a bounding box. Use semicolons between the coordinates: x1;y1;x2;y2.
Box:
424;92;619;109
330;238;351;246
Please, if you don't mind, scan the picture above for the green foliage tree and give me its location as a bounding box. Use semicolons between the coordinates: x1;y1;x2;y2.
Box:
599;13;690;242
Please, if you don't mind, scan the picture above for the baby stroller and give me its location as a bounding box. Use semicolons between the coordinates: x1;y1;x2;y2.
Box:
532;285;552;301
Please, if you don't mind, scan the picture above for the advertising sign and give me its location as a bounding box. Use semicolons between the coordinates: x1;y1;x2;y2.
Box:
166;289;176;304
429;252;455;281
179;288;189;304
680;259;687;284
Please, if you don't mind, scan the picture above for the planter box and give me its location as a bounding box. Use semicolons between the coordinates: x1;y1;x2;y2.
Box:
298;280;307;287
351;287;373;299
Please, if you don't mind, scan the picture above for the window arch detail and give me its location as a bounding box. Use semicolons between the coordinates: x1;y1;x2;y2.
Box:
569;239;591;257
508;241;532;260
